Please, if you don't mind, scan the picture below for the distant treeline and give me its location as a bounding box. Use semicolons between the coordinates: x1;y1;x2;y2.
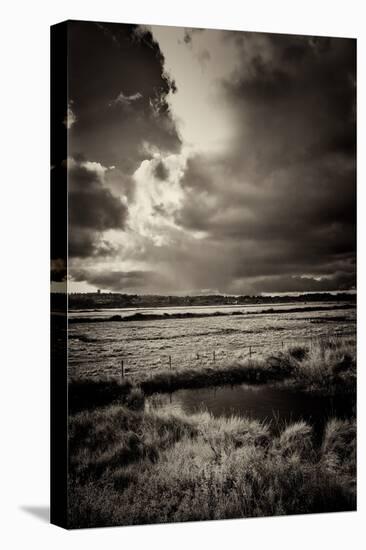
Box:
55;291;356;311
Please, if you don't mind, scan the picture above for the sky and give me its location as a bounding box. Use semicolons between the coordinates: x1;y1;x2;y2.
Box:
52;21;356;295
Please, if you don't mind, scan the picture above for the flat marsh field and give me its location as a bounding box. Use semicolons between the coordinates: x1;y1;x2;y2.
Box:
67;301;356;528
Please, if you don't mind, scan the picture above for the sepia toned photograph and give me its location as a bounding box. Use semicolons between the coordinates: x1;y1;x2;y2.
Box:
51;20;356;528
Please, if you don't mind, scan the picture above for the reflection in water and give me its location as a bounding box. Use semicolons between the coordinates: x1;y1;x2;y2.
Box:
147;383;355;439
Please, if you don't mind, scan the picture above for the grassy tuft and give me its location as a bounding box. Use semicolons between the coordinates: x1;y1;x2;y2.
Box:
289;337;356;393
125;387;145;411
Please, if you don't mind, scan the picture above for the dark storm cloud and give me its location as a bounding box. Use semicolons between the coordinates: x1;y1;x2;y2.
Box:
136;231;355;295
223;33;356;175
178;155;355;245
68;158;127;258
241;271;356;295
68;21;181;173
65;21;183;287
66;24;356;295
71;268;171;293
174;32;356;293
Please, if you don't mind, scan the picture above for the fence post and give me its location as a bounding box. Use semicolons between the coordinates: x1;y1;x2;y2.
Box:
213;350;216;363
121;359;124;380
196;352;199;360
249;346;252;357
169;355;172;369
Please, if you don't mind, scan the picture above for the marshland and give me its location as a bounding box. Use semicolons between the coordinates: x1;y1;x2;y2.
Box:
67;299;356;528
54;20;358;530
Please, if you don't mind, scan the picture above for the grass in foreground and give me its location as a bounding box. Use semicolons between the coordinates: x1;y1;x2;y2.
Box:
68;400;356;528
67;338;356;527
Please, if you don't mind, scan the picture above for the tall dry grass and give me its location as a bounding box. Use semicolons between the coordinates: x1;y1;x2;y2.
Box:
66;337;356;527
284;336;356;393
67;401;356;528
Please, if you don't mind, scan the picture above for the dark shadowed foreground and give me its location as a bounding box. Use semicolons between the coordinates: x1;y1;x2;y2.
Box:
67;338;356;527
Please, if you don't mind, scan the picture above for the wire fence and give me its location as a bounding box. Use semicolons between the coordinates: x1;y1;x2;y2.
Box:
118;330;356;378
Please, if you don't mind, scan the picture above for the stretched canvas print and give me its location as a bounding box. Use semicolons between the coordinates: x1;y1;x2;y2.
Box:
51;20;356;529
